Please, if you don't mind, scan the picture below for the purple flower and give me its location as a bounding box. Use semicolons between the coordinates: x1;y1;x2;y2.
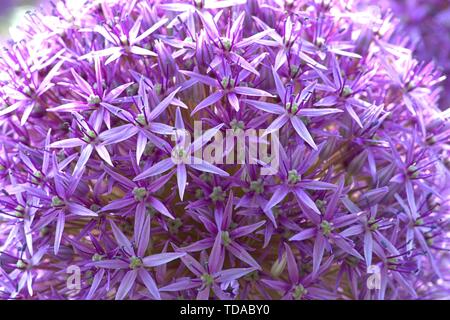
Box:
161;246;256;300
181;192;265;269
0;0;448;300
88;220;185;300
133;107;229;200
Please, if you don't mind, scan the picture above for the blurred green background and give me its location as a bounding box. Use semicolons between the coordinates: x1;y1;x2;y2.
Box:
0;0;37;36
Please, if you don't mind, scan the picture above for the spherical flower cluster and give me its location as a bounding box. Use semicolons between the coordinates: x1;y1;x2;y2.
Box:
0;0;449;300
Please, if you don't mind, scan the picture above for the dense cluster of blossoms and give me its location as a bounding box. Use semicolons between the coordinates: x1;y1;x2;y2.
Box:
0;0;449;300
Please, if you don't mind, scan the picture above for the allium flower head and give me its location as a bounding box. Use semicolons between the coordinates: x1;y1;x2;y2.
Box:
0;0;449;300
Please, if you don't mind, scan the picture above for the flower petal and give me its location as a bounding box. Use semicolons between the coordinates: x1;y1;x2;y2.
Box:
191;91;224;115
138;269;161;300
189;159;229;176
67;202;98;217
215;268;256;283
110;220;135;257
177;164;187;200
50;138;85;148
115;270;137;300
142;252;186;267
297;108;343;117
242;99;284;114
290;116;317;150
134;158;175;181
312;232;326;276
234;86;273;97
